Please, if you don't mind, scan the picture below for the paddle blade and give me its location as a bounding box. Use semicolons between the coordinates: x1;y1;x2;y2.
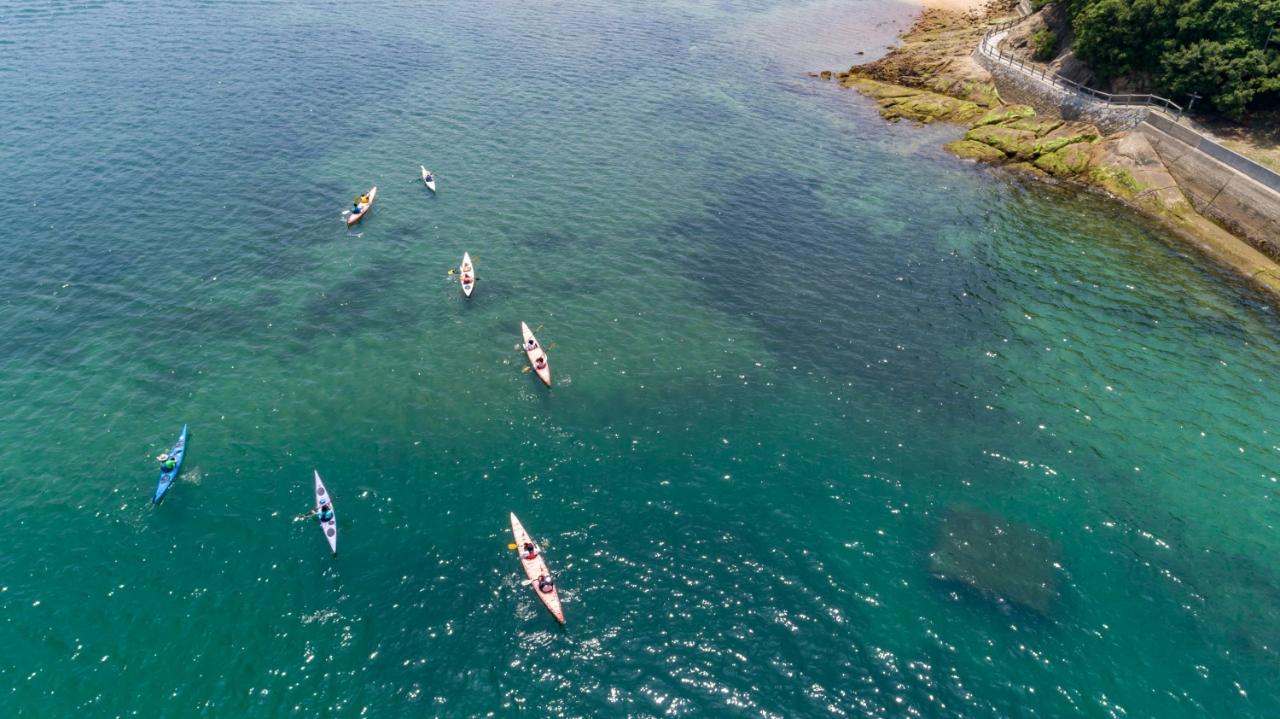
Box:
507;543;518;550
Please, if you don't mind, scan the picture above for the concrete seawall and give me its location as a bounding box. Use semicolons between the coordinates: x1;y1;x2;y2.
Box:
1139;119;1280;261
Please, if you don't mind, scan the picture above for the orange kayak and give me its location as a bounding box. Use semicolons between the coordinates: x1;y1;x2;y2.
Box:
510;512;564;624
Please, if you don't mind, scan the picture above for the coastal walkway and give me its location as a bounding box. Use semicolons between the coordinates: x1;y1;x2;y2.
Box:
974;20;1280;260
976;26;1280;196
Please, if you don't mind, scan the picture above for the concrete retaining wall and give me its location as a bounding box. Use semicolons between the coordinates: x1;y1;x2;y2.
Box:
1145;113;1280;194
1140;120;1280;261
973;50;1151;133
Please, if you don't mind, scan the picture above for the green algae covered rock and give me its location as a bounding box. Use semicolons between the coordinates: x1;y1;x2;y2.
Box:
1033;142;1093;176
970;104;1036;128
1089;165;1146;198
1004;116;1064;137
1006;161;1050;177
883;94;982;124
964;124;1038;159
945;139;1008;163
1033;122;1101;156
843;77;923;100
927;78;1002;108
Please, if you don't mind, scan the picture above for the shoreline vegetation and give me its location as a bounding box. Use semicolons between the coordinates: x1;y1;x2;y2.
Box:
819;0;1280;299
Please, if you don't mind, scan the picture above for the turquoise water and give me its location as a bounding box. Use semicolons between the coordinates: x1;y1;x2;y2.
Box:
2;0;1279;716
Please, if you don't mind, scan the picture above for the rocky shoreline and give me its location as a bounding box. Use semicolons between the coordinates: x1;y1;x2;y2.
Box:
819;3;1280;298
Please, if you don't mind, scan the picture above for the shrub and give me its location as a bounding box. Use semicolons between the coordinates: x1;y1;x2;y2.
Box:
1031;28;1058;61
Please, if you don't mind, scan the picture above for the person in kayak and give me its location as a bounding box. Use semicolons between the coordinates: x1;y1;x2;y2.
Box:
522;542;537;560
317;501;334;523
537;574;554;593
534;356;547;371
157;453;177;472
525;338;538;352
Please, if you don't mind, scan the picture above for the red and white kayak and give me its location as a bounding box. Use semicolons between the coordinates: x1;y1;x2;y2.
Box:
314;470;337;554
460;252;475;297
510;512;564;624
345;185;376;226
521;322;550;386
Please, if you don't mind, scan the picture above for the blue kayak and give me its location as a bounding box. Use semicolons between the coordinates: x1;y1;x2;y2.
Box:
152;424;188;504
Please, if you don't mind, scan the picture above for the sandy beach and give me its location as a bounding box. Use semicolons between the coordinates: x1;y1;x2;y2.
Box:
919;0;990;11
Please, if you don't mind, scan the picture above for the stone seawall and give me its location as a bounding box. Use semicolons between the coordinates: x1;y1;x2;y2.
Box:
972;49;1150;134
1140;120;1280;262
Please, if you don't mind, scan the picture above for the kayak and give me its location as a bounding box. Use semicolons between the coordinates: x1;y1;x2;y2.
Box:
314;470;337;555
345;185;377;226
510;512;565;624
460;252;475;297
152;424;188;504
420;165;436;192
521;322;551;386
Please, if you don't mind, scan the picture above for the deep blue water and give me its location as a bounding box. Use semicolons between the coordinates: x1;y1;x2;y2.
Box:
1;1;1278;717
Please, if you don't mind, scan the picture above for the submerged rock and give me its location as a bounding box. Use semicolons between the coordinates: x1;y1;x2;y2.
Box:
930;505;1061;614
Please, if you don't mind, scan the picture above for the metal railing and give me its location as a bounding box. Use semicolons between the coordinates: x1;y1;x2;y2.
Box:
976;15;1280;195
977;24;1183;116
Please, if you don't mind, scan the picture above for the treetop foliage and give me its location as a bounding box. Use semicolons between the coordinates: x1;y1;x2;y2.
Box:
1057;0;1280;118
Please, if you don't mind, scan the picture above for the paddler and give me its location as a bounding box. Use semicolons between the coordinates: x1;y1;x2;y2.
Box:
534;356;547;372
522;542;537;560
157;453;177;472
536;574;554;594
317;501;334;523
525;337;538;352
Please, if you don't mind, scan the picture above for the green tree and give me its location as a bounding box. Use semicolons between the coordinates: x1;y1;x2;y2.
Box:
1065;0;1280;117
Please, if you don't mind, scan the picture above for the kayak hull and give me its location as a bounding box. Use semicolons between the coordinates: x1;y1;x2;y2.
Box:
152;424;188;504
510;512;565;624
314;470;337;554
521;322;551;386
460;252;475;297
420;165;436;192
346;185;377;226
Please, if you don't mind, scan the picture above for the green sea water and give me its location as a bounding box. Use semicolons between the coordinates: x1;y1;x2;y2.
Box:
2;1;1278;716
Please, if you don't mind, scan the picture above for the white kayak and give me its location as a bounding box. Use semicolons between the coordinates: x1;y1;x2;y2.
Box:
521;321;550;386
460;252;475;297
346;186;376;226
314;470;337;554
420;165;436;192
510;512;565;624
